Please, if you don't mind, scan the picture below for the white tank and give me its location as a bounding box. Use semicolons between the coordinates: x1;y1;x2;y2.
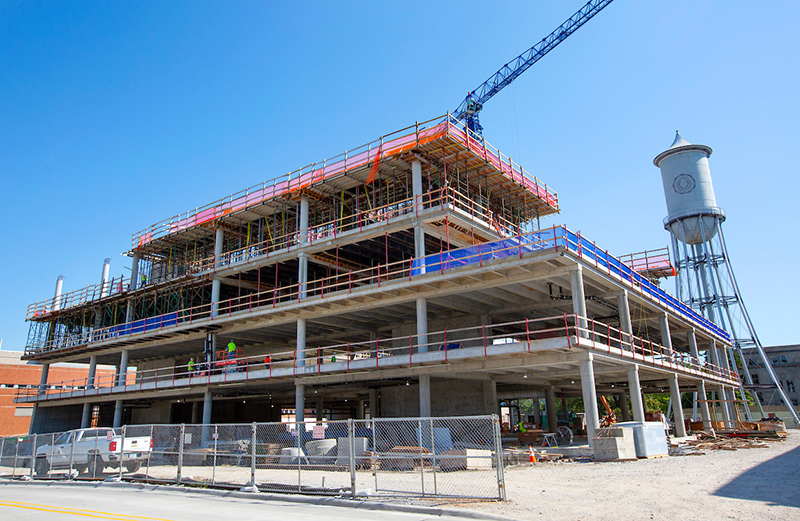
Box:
654;131;723;244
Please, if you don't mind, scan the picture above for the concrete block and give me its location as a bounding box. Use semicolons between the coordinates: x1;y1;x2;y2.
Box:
305;439;337;464
439;449;493;471
335;437;368;465
593;426;636;461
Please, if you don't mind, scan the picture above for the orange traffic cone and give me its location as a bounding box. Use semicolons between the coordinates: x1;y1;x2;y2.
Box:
528;445;536;463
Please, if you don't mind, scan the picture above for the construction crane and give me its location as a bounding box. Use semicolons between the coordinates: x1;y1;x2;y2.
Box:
454;0;615;136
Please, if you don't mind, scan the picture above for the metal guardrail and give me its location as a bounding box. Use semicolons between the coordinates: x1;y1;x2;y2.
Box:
129;113;558;250
24;225;731;357
0;416;506;501
17;313;739;404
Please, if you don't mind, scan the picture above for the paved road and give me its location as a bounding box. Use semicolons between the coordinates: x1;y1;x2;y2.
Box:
0;482;479;521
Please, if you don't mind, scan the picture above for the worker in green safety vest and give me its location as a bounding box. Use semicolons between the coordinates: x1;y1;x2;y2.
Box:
227;340;236;360
188;358;195;376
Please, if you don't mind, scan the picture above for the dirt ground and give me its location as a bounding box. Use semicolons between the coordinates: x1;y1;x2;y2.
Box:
436;431;800;521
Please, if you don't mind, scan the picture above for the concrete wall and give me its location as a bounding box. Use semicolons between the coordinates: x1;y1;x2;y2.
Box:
380;378;494;417
131;400;172;424
30;404;83;434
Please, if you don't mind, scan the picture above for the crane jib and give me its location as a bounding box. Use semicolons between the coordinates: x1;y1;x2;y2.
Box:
454;0;615;132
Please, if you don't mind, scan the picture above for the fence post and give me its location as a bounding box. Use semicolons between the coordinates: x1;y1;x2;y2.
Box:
29;434;37;479
212;425;218;485
430;418;437;496
371;420;379;493
177;424;185;484
250;422;257;490
146;424;153;480
348;419;356;499
418;418;425;496
119;425;126;480
493;414;506;501
68;434;75;480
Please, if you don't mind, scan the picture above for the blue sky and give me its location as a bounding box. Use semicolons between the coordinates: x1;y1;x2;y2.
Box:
1;1;798;351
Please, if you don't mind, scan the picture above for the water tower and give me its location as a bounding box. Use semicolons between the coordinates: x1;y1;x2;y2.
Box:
654;131;799;426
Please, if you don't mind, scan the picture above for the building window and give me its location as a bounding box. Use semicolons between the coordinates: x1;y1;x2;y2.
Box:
793;399;799;406
752;374;759;385
772;357;778;364
780;355;788;364
14;407;33;417
787;380;796;393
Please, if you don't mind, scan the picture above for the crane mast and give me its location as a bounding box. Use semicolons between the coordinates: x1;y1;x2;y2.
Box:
455;0;615;135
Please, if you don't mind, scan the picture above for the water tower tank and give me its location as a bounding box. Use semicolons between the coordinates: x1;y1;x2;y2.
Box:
653;131;723;244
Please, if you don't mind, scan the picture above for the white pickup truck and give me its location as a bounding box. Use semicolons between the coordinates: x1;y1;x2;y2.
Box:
34;427;152;476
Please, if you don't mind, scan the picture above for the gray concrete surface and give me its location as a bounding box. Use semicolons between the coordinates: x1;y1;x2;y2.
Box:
0;481;507;521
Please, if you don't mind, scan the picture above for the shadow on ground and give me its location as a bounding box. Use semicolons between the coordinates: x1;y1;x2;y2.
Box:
714;445;800;508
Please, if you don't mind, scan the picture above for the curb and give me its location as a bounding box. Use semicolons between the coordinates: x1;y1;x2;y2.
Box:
0;479;517;521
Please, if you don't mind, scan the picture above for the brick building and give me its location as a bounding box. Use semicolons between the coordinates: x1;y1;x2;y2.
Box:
0;351;115;436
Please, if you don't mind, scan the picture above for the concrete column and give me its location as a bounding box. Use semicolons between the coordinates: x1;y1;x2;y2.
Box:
99;258;111;297
295;384;305;423
87;355;97;389
416;297;428;353
696;381;712;430
618;393;631;422
125;254;140;323
356;400;366;420
412;160;426;274
53;276;65;311
369;388;378;419
38;363;50;395
545;387;558;433
94;259;112;331
419;375;431;417
191;401;201;424
627;364;645;422
668;374;687;437
532;397;543;428
202;390;212;425
659;313;673;354
299;198;309;244
81;403;92;428
570;266;588;337
316;397;324;422
113;399;123;428
130;253;141;292
296;251;309;300
117;350;129;386
617;290;633;345
482;380;497;415
369;332;377;358
201;390;213;445
718;386;732;427
211;228;224;317
579;354;600;444
296;318;306;367
688;330;699;359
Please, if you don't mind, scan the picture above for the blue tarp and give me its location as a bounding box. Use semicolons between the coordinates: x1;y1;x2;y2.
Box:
409;226;730;343
411;229;559;276
109;312;179;337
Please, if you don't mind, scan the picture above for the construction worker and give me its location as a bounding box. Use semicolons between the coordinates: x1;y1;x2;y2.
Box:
188;357;196;376
330;354;336;363
264;354;271;369
227;340;236;360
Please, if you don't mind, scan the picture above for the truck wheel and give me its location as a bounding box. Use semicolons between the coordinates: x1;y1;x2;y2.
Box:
124;461;141;473
90;455;104;477
34;457;49;476
74;464;88;474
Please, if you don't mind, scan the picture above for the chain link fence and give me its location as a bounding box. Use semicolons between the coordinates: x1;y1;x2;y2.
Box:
0;415;505;500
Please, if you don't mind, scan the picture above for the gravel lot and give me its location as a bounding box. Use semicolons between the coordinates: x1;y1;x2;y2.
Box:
437;431;800;520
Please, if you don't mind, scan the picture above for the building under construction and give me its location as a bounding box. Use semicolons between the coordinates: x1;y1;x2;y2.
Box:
20;115;741;443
